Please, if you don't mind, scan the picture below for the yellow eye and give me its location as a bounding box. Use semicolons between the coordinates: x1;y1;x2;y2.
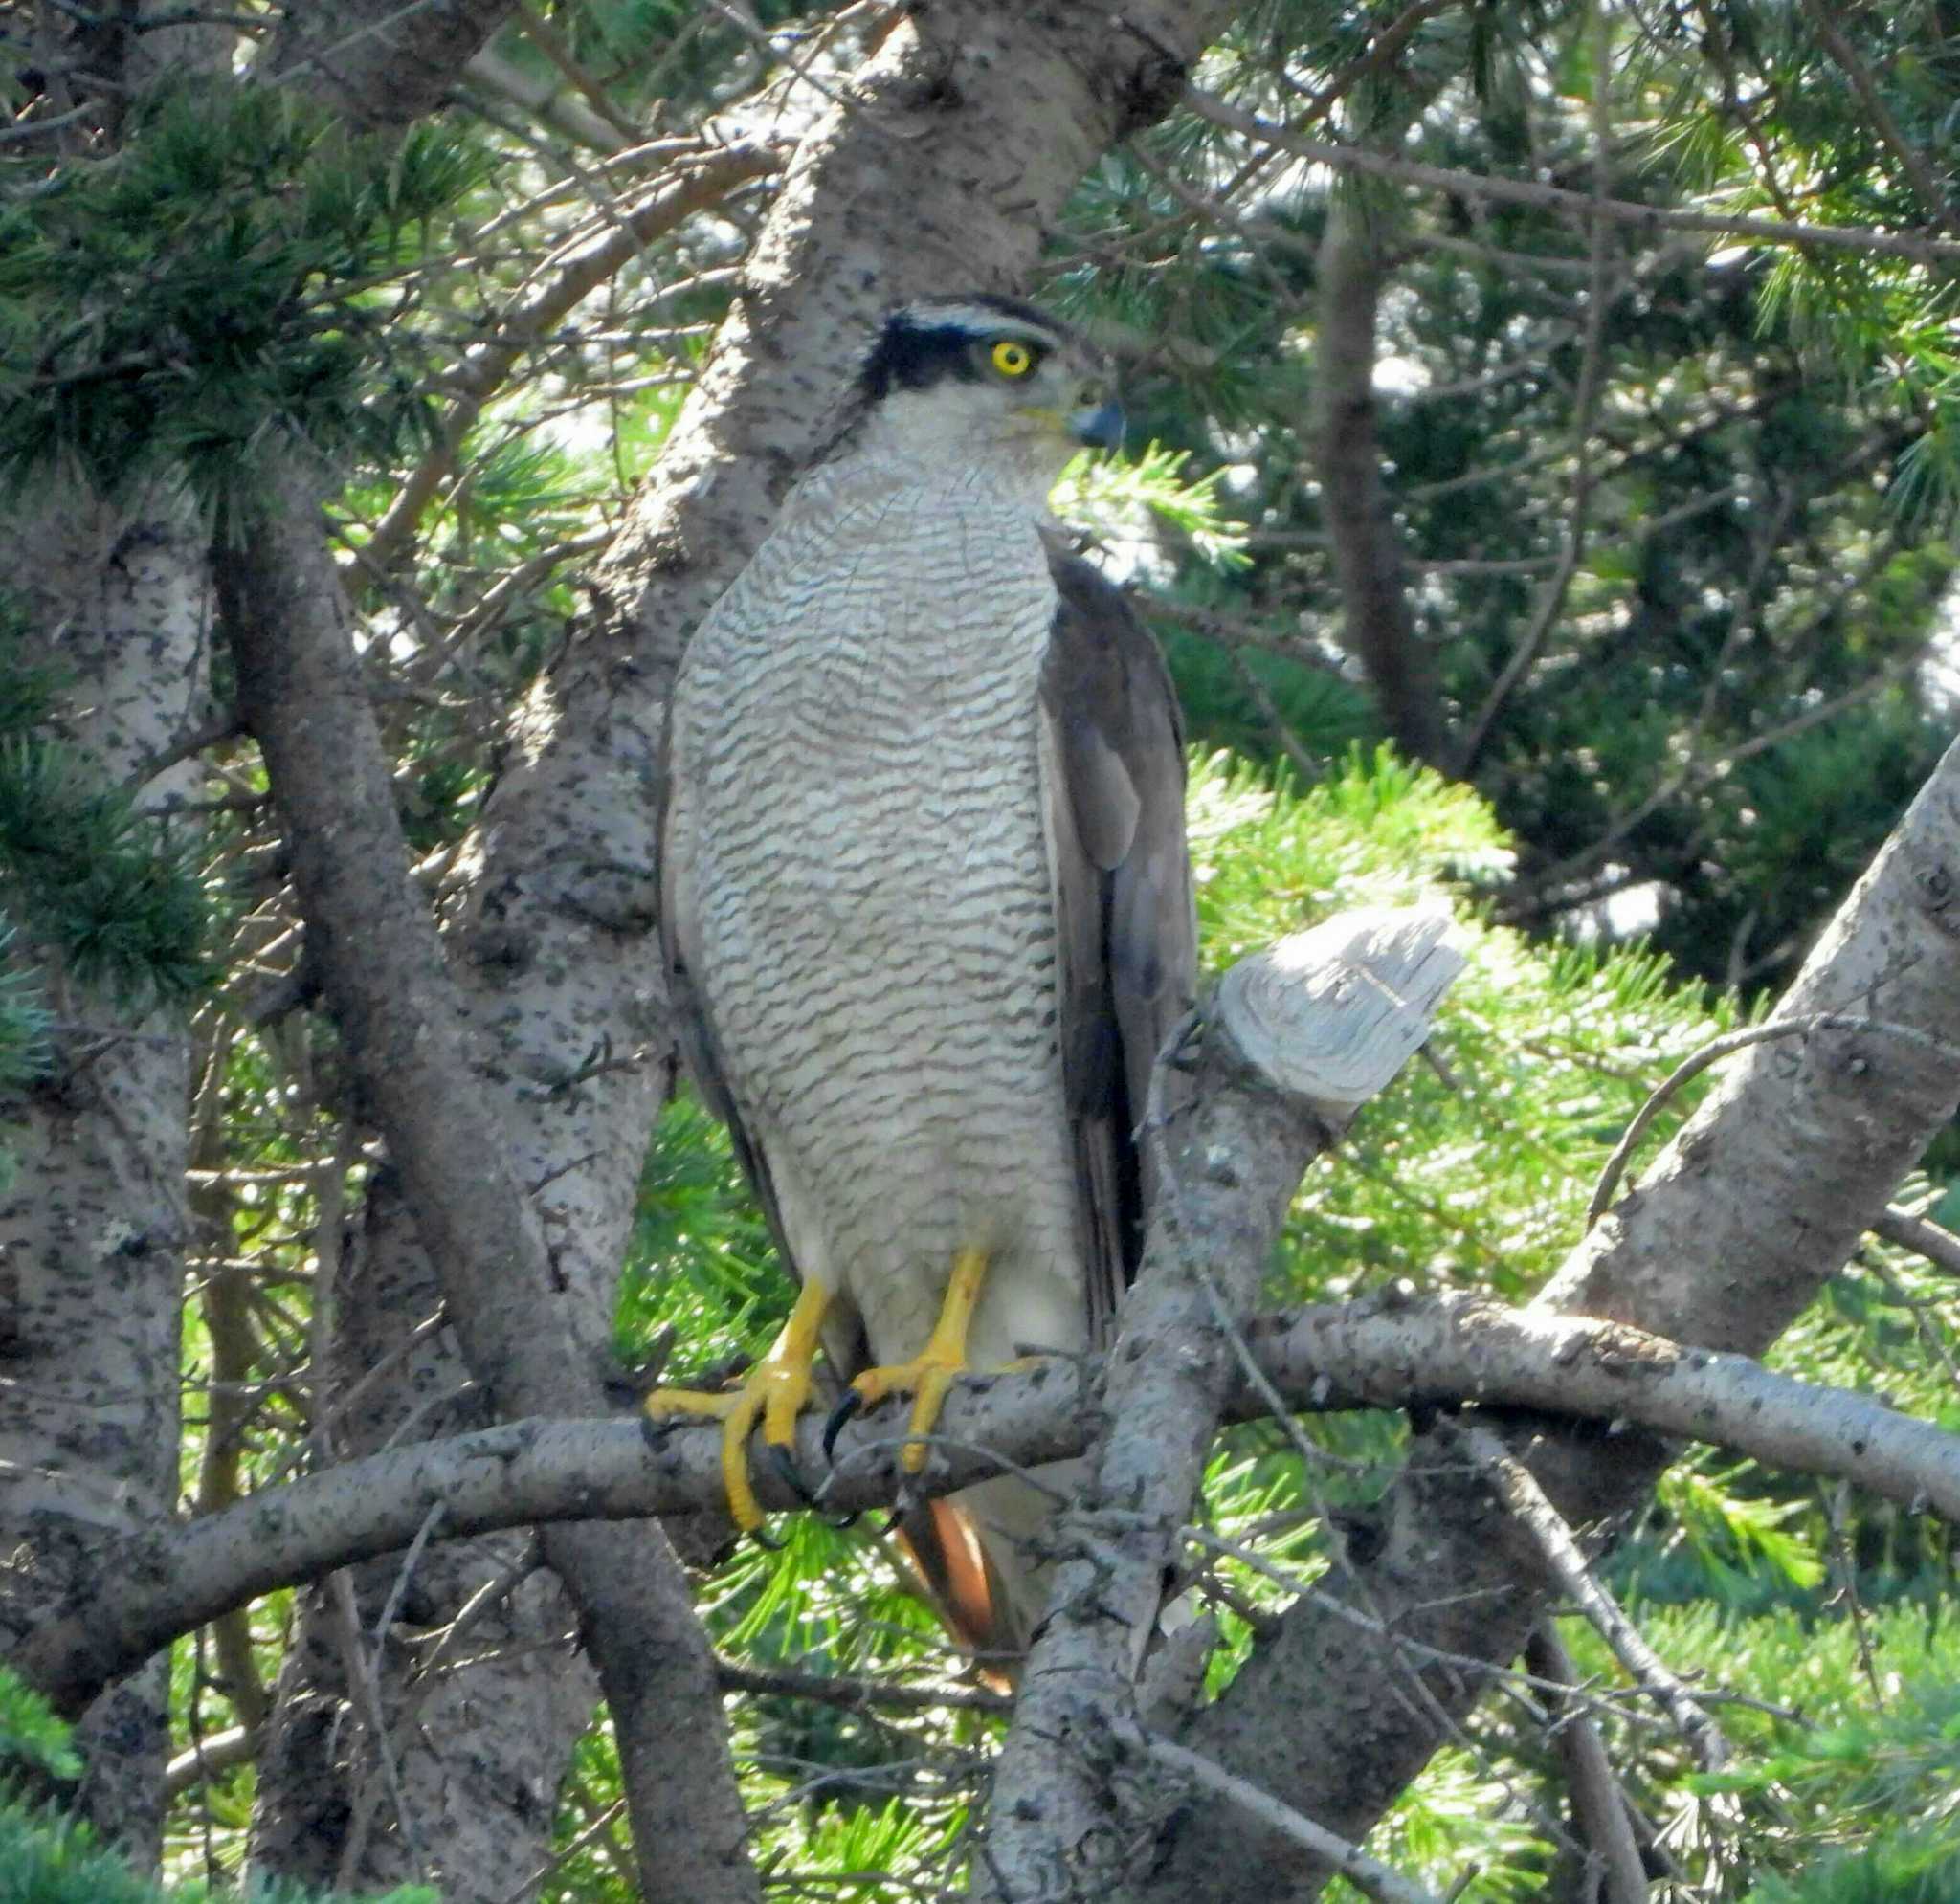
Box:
991;340;1035;378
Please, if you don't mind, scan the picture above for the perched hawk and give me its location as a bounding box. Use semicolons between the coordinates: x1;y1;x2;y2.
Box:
651;295;1195;1662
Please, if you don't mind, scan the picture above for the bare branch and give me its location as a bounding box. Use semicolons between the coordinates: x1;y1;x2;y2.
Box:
1524;1626;1649;1904
1873;1206;1960;1280
22;1281;1960;1719
217;452;757;1904
1796;0;1960;244
1142;731;1960;1903
1184;86;1960;266
358;139;778;585
1313;188;1448;765
1456;1424;1726;1771
1132;1731;1447;1904
982;912;1463;1898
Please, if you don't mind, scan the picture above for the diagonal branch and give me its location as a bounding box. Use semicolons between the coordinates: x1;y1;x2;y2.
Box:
1456;1421;1726;1771
357;139;778;586
216;451;759;1904
1130;1732;1447;1904
1525;1625;1650;1904
1795;0;1960;245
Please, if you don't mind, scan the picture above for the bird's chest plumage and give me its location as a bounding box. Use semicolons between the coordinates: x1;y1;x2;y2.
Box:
671;469;1085;1364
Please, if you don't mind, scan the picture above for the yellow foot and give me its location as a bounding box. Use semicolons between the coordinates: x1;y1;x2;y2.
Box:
644;1276;830;1531
835;1246;991;1474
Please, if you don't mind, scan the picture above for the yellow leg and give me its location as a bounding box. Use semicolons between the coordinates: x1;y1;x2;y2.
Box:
644;1276;831;1530
848;1246;990;1473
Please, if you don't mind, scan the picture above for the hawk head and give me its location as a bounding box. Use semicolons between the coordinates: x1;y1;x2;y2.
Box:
853;295;1123;493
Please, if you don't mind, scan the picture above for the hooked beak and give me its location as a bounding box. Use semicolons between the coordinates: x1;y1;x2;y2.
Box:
1070;399;1125;453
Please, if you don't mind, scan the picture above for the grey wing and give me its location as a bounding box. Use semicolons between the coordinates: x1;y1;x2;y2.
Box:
1038;543;1198;1346
656;709;801;1284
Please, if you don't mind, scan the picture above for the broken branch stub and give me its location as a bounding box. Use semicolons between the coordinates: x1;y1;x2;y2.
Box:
1213;904;1465;1118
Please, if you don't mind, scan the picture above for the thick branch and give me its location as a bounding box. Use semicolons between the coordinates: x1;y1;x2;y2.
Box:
21;1289;1960;1722
983;912;1462;1899
263;0;519;129
1313;192;1446;766
213;7;1236;1895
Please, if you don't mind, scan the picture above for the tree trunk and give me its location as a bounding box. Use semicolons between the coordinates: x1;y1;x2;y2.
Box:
1313;190;1448;768
0;486;212;1859
246;1176;599;1897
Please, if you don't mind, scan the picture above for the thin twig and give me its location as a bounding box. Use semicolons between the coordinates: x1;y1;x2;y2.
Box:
1797;0;1960;243
1457;1424;1728;1772
1129;1727;1449;1904
1590;1015;1960;1227
1455;0;1615;772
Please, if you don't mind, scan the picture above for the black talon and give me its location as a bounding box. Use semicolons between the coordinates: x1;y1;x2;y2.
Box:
822;1507;862;1531
822;1388;863;1463
770;1441;816;1504
748;1522;786;1553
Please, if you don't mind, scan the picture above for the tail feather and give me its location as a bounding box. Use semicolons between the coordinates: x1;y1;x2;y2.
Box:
896;1498;1013;1677
893;1463;1086;1685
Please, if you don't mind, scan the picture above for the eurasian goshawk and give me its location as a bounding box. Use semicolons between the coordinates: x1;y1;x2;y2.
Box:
649;295;1196;1661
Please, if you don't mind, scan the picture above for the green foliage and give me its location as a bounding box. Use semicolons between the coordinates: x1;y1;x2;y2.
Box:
0;598;63;742
617;1094;787;1369
0;1670;80;1789
0;1668;430;1904
0;84;492;517
0;740;213;1007
0;1795;438;1904
1542;1599;1960;1894
1741;1837;1960;1904
0;923;54;1101
5;7;1949;1897
1053;440;1252;570
1058;1;1960;993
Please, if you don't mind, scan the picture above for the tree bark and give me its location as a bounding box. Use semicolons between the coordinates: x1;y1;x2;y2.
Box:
221;451;759;1904
982;915;1461;1899
245;1173;598;1898
1136;733;1960;1902
0;484;212;1860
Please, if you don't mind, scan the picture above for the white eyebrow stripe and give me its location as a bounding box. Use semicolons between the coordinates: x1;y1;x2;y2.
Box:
901;303;1068;347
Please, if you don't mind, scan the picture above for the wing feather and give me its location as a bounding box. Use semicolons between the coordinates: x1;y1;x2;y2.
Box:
1037;542;1197;1344
657;714;802;1282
